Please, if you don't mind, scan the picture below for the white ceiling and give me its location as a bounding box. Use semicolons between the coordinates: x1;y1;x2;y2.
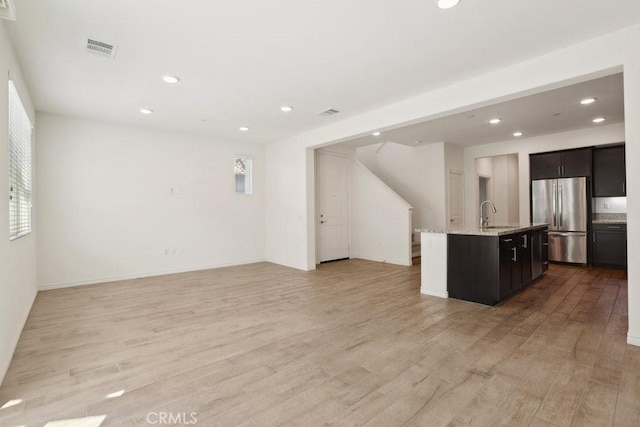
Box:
5;1;640;144
343;73;625;148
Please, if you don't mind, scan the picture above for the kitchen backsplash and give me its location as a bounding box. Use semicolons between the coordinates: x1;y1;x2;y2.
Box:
593;196;627;214
594;212;627;221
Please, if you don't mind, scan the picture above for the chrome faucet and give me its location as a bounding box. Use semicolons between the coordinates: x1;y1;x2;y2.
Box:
480;200;497;227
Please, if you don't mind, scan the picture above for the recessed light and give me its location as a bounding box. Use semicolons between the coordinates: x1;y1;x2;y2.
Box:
372;131;381;137
489;118;501;125
592;117;606;123
513;131;524;137
162;75;180;84
280;106;293;112
239;126;250;132
139;108;153;115
437;0;460;9
580;97;596;105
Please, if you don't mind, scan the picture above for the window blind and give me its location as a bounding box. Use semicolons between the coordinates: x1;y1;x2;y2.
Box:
8;80;33;240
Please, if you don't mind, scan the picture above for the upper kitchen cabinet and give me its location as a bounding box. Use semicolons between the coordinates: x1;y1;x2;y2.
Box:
530;148;592;180
593;145;626;196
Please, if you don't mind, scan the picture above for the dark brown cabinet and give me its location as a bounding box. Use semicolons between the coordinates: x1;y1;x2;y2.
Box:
499;236;518;301
531;227;549;278
593;145;625;196
500;232;533;296
448;227;548;306
518;233;533;288
592;223;627;269
530;148;592;180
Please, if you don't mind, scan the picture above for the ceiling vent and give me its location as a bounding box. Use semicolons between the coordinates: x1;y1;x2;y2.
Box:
86;38;117;60
0;0;16;21
319;108;340;116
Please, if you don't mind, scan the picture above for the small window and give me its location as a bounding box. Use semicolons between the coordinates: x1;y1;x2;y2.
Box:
8;80;33;240
234;156;252;195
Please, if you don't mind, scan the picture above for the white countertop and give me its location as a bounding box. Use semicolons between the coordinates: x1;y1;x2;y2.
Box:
421;223;549;236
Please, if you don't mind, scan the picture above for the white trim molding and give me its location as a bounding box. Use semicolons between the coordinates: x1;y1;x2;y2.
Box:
38;258;267;291
628;333;640;347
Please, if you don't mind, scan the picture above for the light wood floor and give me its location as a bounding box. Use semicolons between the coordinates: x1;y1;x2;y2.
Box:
0;260;637;426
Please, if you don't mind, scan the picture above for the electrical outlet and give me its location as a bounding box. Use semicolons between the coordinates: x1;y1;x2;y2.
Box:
164;249;170;255
603;202;610;210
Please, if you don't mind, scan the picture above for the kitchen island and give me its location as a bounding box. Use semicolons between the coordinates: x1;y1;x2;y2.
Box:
421;224;548;305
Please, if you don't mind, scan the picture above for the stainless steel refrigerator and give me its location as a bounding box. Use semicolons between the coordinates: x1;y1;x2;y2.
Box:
532;177;588;264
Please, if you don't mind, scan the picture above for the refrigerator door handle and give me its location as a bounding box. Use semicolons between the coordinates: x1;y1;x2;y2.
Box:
551;232;587;237
558;183;563;228
552;182;557;227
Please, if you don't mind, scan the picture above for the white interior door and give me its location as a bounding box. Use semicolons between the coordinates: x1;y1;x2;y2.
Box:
448;171;464;230
317;152;350;262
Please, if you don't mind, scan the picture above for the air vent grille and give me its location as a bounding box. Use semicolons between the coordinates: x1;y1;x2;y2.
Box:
319;108;340;116
86;38;117;60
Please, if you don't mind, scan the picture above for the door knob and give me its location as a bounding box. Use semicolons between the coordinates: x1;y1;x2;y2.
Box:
320;220;326;224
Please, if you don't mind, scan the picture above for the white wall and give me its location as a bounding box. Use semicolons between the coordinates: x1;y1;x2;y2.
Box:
350;160;413;266
594;196;627;214
263;23;640;345
507;155;519;224
444;143;465;230
0;22;38;385
474;154;519;225
476;157;493;177
357;142;446;230
36;113;265;289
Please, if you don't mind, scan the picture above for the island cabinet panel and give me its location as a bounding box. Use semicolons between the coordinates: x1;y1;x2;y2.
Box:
531;228;548;278
448;234;500;306
447;227;548;306
517;233;533;290
498;237;516;301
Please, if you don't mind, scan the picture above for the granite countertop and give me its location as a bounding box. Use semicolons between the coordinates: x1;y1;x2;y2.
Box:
422;223;548;236
592;219;627;224
593;213;626;224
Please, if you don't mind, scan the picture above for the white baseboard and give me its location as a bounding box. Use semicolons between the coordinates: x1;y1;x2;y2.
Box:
38;258;267;291
350;254;412;267
0;287;37;387
265;257;314;271
420;289;449;299
628;333;640;347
